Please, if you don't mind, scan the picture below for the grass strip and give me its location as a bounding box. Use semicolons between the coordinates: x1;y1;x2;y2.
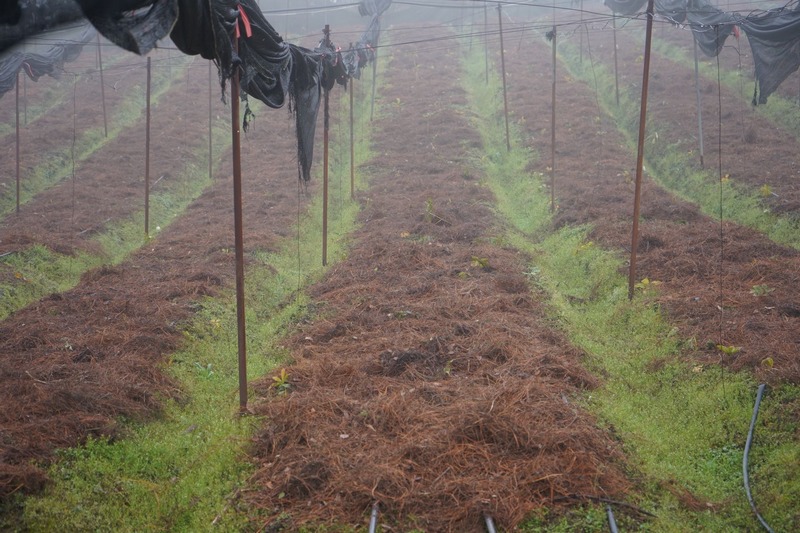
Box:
462;43;800;532
3;58;385;532
555;36;800;250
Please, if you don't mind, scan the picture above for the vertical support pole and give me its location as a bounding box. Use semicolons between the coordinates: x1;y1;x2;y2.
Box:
497;5;511;152
628;0;655;300
231;36;248;413
612;15;620;106
322;25;331;266
693;38;705;168
285;0;290;37
484;4;489;84
350;72;355;201
370;48;378;121
22;72;27;125
145;57;152;238
209;61;213;180
550;26;557;213
15;71;20;214
579;0;584;64
97;34;108;138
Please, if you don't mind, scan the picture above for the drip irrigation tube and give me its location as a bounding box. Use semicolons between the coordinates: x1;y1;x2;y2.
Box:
743;383;774;533
368;502;379;533
484;514;497;533
607;505;619;533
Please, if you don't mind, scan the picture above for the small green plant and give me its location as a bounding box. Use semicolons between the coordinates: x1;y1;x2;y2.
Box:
271;368;291;395
193;362;214;379
470;256;490;269
750;284;774;296
716;344;741;356
759;184;773;197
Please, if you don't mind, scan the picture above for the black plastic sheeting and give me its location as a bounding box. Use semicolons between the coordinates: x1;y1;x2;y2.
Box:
603;0;800;104
1;0;391;181
0;1;175;56
169;0;385;181
0;20;96;98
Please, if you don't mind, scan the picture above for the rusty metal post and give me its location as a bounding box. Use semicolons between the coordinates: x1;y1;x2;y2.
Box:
145;56;151;237
22;72;27;125
350;71;355;201
15;71;20;214
484;3;489;84
550;26;557;213
497;5;510;152
231;37;248;412
323;24;331;266
612;15;620;106
628;0;655;300
97;34;108;138
209;61;213;180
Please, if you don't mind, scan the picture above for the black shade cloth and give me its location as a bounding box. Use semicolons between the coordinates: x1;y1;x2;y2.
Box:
741;1;800;105
0;20;96;98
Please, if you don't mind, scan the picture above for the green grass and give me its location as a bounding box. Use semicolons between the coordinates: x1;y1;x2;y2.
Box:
2;55;384;533
462;42;800;532
0;56;194;219
554;37;800;250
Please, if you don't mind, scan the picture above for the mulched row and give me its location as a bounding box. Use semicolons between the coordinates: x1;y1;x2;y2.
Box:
246;28;630;532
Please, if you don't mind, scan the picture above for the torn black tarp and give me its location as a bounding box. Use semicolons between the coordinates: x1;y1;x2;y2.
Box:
742;1;800;105
1;1;177;56
686;0;737;57
170;0;324;181
0;20;96;98
359;0;392;17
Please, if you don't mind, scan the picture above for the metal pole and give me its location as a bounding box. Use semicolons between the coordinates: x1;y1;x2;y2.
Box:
209;61;213;180
579;0;584;64
484;514;498;533
370;48;378;122
612;15;620;106
145;56;152;237
628;0;655;300
368;502;379;533
97;34;108;137
15;71;20;214
551;26;557;213
350;73;355;201
497;5;511;152
484;4;489;84
323;25;331;266
693;38;705;168
607;505;619;533
22;72;27;125
231;37;248;412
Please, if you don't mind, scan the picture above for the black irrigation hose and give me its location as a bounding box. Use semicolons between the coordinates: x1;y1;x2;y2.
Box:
743;384;775;533
607;505;619;533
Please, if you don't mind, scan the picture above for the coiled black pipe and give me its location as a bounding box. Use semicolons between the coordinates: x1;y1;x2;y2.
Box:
607;504;619;533
743;383;774;533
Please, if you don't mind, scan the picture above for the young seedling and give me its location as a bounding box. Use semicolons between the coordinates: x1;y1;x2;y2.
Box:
271;368;291;395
